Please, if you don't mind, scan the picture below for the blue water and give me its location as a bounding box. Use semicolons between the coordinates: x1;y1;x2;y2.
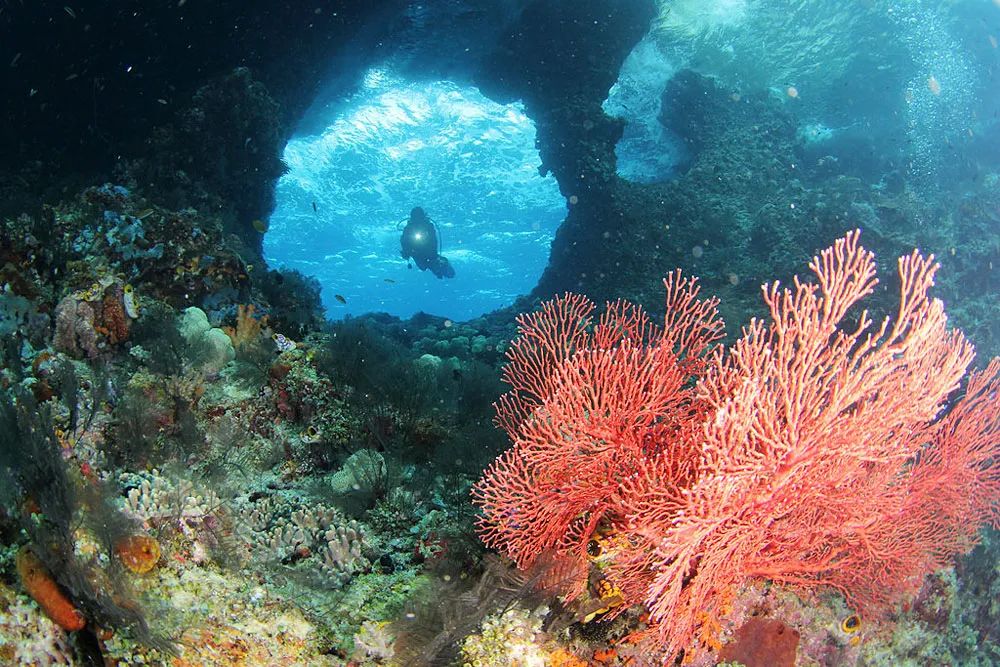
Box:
264;68;565;321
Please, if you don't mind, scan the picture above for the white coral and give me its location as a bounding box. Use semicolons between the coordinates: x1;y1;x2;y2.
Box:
461;605;550;667
319;522;369;581
121;470;222;526
352;620;395;660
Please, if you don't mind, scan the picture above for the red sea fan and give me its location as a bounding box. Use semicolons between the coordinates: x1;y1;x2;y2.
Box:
472;272;723;596
618;231;999;660
475;231;999;665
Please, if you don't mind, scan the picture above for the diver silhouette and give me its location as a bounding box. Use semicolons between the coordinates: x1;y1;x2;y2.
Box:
399;207;455;279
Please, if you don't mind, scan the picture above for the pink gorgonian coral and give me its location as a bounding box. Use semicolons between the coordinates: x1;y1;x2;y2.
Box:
474;231;1000;663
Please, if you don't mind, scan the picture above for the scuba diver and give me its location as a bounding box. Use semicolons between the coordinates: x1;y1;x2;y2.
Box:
399;207;455;279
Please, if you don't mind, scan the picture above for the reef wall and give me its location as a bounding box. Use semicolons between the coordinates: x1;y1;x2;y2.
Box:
2;0;995;356
474;0;659;309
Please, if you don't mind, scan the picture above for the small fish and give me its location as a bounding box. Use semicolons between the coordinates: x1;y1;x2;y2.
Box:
334;294;347;304
251;218;269;233
301;425;322;444
383;278;396;284
452;368;463;381
122;284;140;319
272;333;297;353
10;52;21;67
64;6;76;18
311;201;318;213
135;208;155;220
927;75;941;96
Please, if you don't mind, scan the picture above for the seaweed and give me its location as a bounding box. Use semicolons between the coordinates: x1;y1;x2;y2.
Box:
305;447;406;519
155;461;243;570
106;388;161;468
198;415;258;490
0;333;22;383
452;359;505;427
107;375;208;469
130;302;187;377
318;321;451;457
56;359;81;434
0;389;76;537
317;319;407;393
170;395;205;455
52;358;109;443
254;267;324;338
229;329;274;388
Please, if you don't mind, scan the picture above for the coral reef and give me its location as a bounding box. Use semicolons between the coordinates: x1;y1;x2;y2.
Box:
53;277;137;358
461;604;552;666
0;584;75;666
0;3;997;665
718;618;800;667
114;535;162;575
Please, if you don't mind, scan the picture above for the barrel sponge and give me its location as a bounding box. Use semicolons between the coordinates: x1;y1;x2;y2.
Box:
15;547;86;632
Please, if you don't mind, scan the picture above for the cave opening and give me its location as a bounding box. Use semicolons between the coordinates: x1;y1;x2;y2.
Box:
264;67;565;322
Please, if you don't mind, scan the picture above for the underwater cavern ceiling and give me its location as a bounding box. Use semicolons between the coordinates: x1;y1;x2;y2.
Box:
259;0;660;322
0;0;658;323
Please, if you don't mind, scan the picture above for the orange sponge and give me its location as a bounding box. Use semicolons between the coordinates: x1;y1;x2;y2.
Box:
16;547;86;632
